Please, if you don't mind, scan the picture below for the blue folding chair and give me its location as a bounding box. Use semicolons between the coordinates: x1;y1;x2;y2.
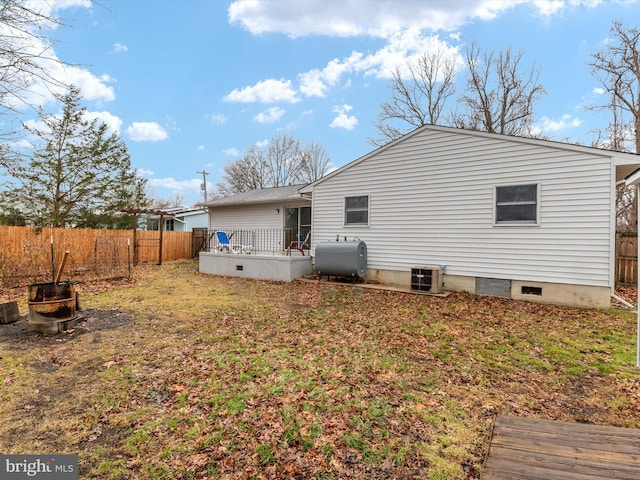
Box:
214;231;234;253
214;231;253;254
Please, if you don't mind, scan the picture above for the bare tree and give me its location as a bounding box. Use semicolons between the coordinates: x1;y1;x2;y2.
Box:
370;49;457;146
590;21;640;154
454;44;545;136
590;21;640;232
217;134;331;195
216;148;267;196
0;0;70;170
590;104;638;230
298;141;331;183
147;192;186;209
265;133;302;187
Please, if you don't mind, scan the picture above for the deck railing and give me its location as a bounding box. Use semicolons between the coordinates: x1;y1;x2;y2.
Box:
207;228;310;255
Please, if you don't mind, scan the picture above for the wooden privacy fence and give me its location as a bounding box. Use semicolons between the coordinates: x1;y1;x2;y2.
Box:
0;226;193;287
616;232;637;285
2;227;634;286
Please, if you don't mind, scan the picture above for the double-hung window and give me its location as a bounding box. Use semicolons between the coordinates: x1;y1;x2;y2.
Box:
495;184;538;225
344;195;369;226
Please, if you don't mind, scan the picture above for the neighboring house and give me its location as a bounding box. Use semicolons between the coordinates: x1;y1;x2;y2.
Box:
204;185;311;252
300;124;640;308
147;206;209;232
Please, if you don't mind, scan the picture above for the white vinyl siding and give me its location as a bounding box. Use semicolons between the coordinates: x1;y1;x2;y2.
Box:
208;201;309;231
209;204;281;231
208;201;310;252
309;127;615;287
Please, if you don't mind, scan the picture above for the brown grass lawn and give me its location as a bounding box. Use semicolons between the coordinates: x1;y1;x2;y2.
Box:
1;260;639;479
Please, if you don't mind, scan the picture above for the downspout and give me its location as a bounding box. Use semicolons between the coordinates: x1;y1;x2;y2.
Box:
636;183;640;368
612;181;637;310
612;293;635;310
623;166;640;368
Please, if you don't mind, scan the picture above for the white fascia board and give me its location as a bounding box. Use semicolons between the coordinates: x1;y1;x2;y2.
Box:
625;167;640;187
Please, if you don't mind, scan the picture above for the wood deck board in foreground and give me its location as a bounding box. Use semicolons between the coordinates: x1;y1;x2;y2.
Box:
483;415;640;480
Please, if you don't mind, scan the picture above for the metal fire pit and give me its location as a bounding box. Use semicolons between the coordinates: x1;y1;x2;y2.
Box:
27;282;81;333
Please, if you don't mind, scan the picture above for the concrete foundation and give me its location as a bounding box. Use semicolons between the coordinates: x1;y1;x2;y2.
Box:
199;252;313;282
365;268;611;309
511;279;610;309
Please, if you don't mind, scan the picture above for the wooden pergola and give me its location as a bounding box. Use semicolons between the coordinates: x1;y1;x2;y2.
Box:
121;208;176;266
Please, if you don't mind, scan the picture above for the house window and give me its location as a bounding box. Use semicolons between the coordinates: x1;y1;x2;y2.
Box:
495;184;538;224
345;195;369;225
284;206;311;247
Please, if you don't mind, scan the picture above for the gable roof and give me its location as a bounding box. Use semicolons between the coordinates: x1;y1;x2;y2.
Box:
300;124;640;193
204;184;308;207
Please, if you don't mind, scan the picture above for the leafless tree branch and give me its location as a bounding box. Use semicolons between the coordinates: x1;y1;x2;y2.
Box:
370;48;457;146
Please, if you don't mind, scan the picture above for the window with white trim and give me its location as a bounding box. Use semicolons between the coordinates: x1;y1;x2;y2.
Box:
345;195;369;225
495;184;538;224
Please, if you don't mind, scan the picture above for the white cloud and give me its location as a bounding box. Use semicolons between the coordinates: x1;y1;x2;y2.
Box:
113;42;128;53
330;104;358;130
205;113;227;124
293;30;464;103
11;139;34;150
147;177;203;196
83;110;123;134
299;69;329;97
0;1;113;110
299;58;350;97
229;0;607;38
32;0;92;21
531;0;606;17
357;29;463;80
537;114;583;133
65;66;116;103
593;87;606;95
532;0;566;16
3;53;115;110
196;145;205;151
126;122;169;142
223;147;240;156
223;78;300;103
14;56;115;107
22;118;47;133
228;4;480;106
228;0;526;37
137;168;155;176
23;110;122;136
254;107;286;123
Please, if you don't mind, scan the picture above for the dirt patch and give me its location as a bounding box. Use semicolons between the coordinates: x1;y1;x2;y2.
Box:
0;308;134;349
0;307;135;472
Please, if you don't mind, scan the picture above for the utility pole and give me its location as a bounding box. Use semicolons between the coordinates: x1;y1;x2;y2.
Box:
197;170;209;202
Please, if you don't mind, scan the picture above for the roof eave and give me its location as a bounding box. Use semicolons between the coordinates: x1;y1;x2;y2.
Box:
625;167;640;187
207;195;309;208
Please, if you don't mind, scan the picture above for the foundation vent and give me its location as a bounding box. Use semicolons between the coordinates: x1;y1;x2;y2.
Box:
411;266;443;294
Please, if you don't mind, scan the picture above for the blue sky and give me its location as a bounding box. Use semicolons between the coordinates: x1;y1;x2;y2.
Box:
9;0;640;205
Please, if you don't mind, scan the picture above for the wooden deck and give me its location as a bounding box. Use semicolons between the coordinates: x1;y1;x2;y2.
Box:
483;415;640;479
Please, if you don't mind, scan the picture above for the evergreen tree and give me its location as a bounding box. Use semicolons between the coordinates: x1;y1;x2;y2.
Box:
5;85;147;227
